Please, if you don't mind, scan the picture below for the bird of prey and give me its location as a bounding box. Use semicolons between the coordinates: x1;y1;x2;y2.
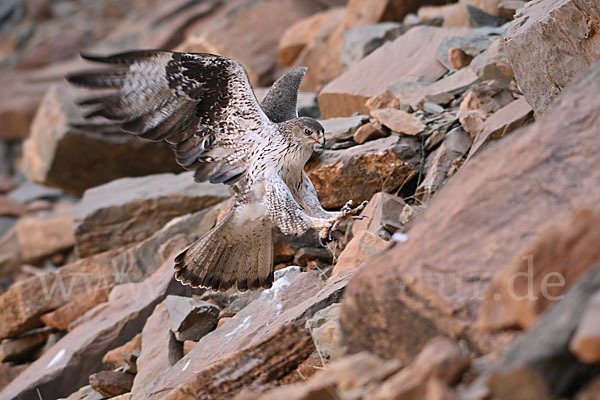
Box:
67;50;366;291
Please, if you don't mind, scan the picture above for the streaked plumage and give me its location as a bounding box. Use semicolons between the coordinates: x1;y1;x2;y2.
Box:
67;50;366;291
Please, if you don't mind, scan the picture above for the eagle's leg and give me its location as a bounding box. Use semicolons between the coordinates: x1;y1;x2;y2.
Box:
317;200;368;246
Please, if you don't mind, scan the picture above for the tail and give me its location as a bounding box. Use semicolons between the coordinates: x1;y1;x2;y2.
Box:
174;209;274;292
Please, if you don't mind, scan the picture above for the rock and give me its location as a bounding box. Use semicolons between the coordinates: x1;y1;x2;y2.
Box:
470;38;514;85
293;247;334;267
466;5;507;27
577;376;600;400
74;171;228;258
481;264;600;398
130;302;183;399
341;22;402;69
415;127;472;202
481;208;600;330
178;0;330;86
570;290;600;364
0;362;27;392
141;270;350;400
305;303;341;359
332;230;388;278
161;324;315;400
436;34;495;71
459;80;514;115
60;385;105;400
339;59;600;361
352;192;406;239
497;0;528;19
393;67;479;109
0;196;26;217
221;290;264;318
164;296;220;342
103;333;142;371
183;340;197;356
365;90;402;113
448;48;473;69
89;370;134;398
353;122;389;144
21;84;182;196
307;135;421;209
40;286;111;331
0;249;117;340
2;255;194;400
6;180;63;204
505;0;600;113
278;8;345;68
371;109;425;136
0;327;52;362
418;3;469;27
320;114;369;149
318;26;471;118
468;97;533;159
458;110;487;137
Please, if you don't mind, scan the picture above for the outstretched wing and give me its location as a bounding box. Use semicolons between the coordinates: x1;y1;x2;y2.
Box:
66;50;275;187
260;66;306;123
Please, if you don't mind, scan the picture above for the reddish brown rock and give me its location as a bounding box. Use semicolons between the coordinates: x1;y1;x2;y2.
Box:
352;192;405;238
481;208;600;330
459;81;514;115
353;122;389;144
570;290;600;364
0;362;28;392
318;26;470;118
0;196;26;217
371;109;425;136
505;0;600;113
90;370;134;398
307;135;421;209
471;38;514;86
0;327;52;363
1;257;193;400
333;230;388;278
103;333;142;371
164;295;220;342
468;97;534;159
73;172;228;258
130;302;183;398
365;91;401;112
21;84;182;196
41;287;111;331
340;60;600;361
448;48;472;69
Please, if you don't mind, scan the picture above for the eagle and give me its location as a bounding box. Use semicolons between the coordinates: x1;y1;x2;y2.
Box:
67;50;366;291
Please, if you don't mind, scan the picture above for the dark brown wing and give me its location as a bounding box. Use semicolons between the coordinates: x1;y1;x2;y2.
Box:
67;50;276;187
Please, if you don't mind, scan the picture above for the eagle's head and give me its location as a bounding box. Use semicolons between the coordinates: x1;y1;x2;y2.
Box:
285;117;325;147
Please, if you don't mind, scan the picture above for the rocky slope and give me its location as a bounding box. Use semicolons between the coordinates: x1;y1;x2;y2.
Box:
1;0;600;399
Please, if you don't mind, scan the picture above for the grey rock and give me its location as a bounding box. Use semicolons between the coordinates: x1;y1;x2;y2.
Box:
342;23;402;69
467;5;507;27
164;296;220;342
320;115;369;149
471;38;514;86
436;35;494;70
7;181;63;204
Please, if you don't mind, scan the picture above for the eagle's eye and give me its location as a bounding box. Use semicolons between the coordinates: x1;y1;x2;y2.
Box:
304;128;311;136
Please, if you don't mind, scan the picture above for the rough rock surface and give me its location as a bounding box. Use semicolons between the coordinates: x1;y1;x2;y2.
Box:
73;172;228;258
164;295;220;342
351;192;405;239
21;84;182;195
505;0;600;113
340;59;600;360
307;135;421;209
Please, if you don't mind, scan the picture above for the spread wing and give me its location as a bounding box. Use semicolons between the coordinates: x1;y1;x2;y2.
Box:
260;66;306;123
66;50;276;188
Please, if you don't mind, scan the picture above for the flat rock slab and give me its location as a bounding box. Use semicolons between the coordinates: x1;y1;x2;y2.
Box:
142;270;351;400
74;171;228;258
505;0;600;114
318;26;471;118
340;60;600;361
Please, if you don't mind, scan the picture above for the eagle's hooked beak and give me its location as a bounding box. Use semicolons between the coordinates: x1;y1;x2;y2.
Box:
317;131;325;147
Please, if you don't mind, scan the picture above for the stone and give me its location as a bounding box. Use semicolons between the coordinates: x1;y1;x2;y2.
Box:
481;208;600;330
365;90;401;112
436;34;495;71
415;127;472;202
293;247;333;267
448;48;473;69
0;327;52;362
178;0;330;86
89;370;134;398
307;135;421;209
570;290;600;364
459;110;487;138
320;115;369;149
0;196;26;217
351;192;406;239
371;109;425;135
183;340;197;356
459;81;514;115
498;0;528;19
466;5;507;27
393;67;479;109
0;362;27;392
21;84;182;196
418;3;469;27
471;38;514;85
341;22;402;69
40;286;111;331
73;171;228;258
353;122;389;144
482;264;600;398
339;60;600;361
505;0;600;114
103;333;142;371
161;324;315;400
332;230;388;278
278;8;345;67
60;385;105;400
306;303;341;359
164;296;220;342
130;302;183;398
1;256;194;400
318;26;471;118
577;376;600;400
221;290;264;318
141;271;350;399
468;97;533;159
6;180;63;204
